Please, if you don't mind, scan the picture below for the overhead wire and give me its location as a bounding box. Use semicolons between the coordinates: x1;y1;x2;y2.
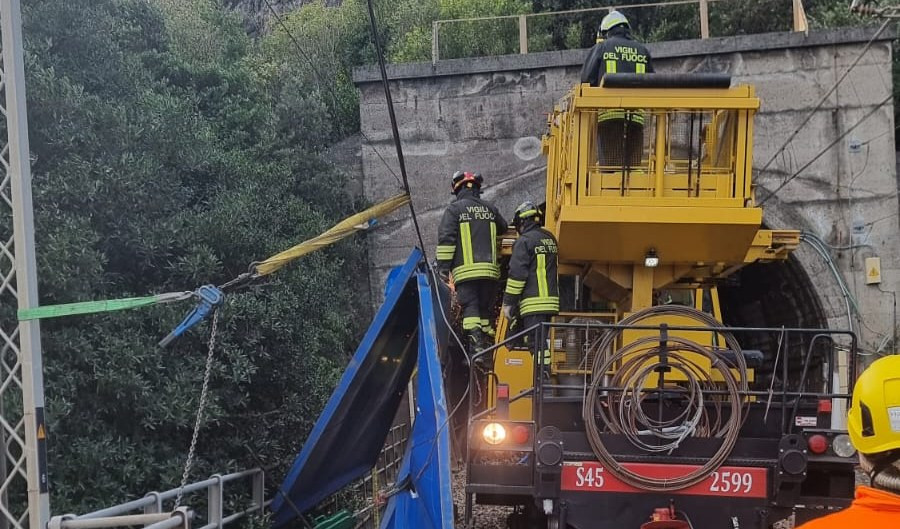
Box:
756;18;891;183
264;0;478;495
260;0;470;358
758;91;894;205
362;0;479;485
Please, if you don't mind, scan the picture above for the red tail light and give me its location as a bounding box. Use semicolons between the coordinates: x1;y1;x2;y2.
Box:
512;424;530;444
808;434;828;454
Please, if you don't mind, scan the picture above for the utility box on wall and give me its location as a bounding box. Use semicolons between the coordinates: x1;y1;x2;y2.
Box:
865;257;882;285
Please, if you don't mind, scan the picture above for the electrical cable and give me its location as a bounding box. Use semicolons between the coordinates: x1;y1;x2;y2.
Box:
261;0;476;508
800;232;858;332
756;18;891;180
582;305;748;491
758;91;894;205
262;0;346;138
361;0;481;485
263;0;408;193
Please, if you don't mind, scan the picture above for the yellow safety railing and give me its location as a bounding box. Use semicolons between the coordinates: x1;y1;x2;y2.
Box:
544;83;759;217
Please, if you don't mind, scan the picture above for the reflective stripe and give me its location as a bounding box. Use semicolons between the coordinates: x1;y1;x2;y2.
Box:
519;296;560;315
436;245;455;260
605;60;617;74
452;263;501;282
636;63;646;74
460;222;473;265
598;110;645;124
505;278;526;295
536;254;548;298
516;209;538;219
520;305;560;315
490;221;497;265
462;316;481;330
540;349;552;365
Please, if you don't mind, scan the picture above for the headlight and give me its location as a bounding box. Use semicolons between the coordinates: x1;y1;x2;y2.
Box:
482;422;507;445
833;434;857;458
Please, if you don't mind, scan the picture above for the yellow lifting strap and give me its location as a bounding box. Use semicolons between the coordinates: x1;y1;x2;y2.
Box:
254;193;411;277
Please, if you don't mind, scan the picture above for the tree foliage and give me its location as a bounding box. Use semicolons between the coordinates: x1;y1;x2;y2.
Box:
384;0;873;60
387;0;532;61
15;0;367;513
6;0;892;516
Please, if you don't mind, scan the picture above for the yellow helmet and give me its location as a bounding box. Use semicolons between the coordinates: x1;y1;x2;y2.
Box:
847;355;900;455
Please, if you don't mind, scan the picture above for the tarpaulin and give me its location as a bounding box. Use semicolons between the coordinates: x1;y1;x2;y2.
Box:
271;249;422;526
379;272;454;529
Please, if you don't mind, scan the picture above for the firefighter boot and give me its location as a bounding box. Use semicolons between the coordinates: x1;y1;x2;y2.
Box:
467;328;490;369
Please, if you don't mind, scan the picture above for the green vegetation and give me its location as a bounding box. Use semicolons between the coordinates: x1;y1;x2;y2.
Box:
2;0;884;517
15;0;367;513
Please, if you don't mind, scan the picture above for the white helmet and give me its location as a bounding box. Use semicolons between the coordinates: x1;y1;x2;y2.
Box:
600;11;630;34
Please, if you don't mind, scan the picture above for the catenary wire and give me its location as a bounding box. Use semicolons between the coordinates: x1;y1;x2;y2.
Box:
261;0;475;500
756;19;891;180
758;91;893;205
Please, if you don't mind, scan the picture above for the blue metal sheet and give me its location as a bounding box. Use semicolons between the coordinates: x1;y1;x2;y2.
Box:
271;249;423;526
379;272;454;529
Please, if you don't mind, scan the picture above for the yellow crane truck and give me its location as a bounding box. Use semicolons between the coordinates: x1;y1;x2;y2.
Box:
462;74;859;529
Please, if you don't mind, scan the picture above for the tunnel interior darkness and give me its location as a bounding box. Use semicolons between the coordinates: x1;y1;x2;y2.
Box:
718;255;832;391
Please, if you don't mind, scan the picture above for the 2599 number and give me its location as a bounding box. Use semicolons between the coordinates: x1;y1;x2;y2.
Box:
709;470;754;494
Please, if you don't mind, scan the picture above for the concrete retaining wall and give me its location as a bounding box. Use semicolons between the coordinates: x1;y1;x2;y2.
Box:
353;27;899;353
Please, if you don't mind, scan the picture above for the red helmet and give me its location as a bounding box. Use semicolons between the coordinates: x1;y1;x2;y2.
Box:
451;171;483;193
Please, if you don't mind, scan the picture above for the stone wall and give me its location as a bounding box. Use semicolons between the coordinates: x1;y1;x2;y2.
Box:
353;27;899;353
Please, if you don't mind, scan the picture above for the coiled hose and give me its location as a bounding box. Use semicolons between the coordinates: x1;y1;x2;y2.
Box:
582;305;749;491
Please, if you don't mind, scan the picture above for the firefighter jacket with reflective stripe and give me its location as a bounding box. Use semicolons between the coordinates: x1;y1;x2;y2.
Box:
503;223;559;316
796;486;900;529
436;188;507;283
580;28;653;124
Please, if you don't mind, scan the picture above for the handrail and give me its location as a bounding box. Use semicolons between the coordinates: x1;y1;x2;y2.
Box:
431;0;808;62
49;469;267;529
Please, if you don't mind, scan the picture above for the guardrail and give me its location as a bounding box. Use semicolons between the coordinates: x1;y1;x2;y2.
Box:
51;424;410;529
48;469;267;529
431;0;809;62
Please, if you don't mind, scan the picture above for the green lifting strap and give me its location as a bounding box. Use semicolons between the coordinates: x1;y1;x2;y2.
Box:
311;510;355;529
17;292;192;321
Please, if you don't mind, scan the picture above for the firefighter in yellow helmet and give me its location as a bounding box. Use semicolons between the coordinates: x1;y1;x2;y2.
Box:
580;11;654;171
436;171;507;354
797;354;900;528
502;201;559;366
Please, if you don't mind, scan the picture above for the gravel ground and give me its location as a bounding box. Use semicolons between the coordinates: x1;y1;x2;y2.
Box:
452;468;512;529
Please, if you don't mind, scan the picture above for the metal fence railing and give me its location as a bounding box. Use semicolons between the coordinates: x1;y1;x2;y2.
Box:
431;0;810;62
345;423;409;529
48;469;267;529
312;422;409;529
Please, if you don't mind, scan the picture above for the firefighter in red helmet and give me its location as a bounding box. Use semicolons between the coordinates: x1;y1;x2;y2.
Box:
436;171;507;355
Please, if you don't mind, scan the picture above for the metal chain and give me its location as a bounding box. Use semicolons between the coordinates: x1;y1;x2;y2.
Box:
174;308;220;508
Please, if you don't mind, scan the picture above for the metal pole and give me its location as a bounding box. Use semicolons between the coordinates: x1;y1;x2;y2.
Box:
431;21;439;63
0;2;50;529
793;0;808;33
518;15;528;54
699;0;710;39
